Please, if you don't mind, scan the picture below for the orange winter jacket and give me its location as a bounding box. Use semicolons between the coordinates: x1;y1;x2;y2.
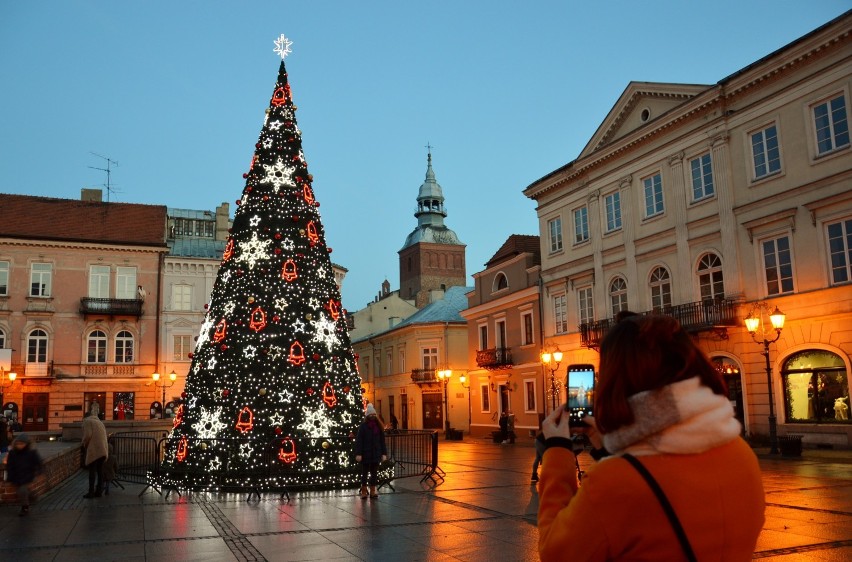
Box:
538;438;764;561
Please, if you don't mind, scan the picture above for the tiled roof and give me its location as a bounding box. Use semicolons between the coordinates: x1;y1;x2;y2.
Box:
395;286;474;327
485;234;540;268
0;194;168;247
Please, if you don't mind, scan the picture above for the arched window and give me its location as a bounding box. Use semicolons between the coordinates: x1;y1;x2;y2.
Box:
609;277;628;317
493;272;509;292
649;267;672;312
697;253;725;301
87;330;107;363
115;330;134;363
27;329;48;363
782;350;849;424
0;327;6;350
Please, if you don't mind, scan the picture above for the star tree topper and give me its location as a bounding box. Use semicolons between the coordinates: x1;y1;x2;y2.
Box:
274;34;293;59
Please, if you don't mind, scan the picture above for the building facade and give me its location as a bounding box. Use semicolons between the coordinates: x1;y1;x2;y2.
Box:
523;13;852;447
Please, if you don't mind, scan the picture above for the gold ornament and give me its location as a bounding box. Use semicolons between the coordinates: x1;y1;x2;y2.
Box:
305;313;312;321
322;441;330;449
200;442;208;450
259;388;267;396
248;296;255;304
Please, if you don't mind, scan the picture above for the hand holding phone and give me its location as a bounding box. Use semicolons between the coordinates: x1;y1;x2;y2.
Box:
565;364;595;428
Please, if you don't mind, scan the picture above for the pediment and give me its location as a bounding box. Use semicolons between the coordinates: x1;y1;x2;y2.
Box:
166;317;199;329
579;82;712;159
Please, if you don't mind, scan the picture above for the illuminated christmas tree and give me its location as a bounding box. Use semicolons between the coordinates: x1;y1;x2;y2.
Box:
160;35;364;491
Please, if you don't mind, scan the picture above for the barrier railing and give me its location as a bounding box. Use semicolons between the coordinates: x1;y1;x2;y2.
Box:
108;430;169;496
382;429;443;489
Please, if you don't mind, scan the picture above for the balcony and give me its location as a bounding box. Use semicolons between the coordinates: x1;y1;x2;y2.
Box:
579;299;740;349
411;368;438;384
80;298;143;317
476;347;514;370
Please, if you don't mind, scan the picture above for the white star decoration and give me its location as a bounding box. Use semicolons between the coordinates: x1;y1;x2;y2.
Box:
221;270;232;284
296;405;338;438
310;456;325;471
292;319;306;333
239;442;253;459
338;451;350;467
209;458;222;471
249;215;261;227
308;297;320;310
262;138;273;149
274;297;288;310
273;34;293;59
312;313;340;352
236;232;272;270
268;120;283;131
282;239;295;251
223;301;236;316
196;316;215;349
261;157;296;189
278;389;294;403
269;412;285;426
192;407;228;439
244;345;257;359
207;356;218;370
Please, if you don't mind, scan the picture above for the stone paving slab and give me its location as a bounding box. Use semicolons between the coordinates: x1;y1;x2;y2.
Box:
1;440;850;561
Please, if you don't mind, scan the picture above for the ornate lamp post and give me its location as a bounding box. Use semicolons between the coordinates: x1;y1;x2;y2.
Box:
0;368;16;415
152;370;178;418
436;368;452;434
540;350;563;412
745;303;785;455
459;374;471;433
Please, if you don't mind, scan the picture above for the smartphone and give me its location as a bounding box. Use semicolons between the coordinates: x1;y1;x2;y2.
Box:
565;364;595;427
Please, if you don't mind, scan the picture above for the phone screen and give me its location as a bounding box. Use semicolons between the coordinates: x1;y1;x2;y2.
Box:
565;364;595;426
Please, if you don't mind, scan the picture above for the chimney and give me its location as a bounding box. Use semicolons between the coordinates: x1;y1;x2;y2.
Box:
81;188;103;202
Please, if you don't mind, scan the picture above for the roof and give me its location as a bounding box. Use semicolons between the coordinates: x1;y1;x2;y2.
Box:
0;194;168;247
168;238;228;258
485;234;540;268
168;208;218;220
394;286;473;327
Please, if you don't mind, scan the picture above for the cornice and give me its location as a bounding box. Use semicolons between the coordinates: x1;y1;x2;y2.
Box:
0;237;168;254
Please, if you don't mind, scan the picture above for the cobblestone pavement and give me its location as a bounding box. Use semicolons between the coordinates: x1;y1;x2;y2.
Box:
1;439;850;561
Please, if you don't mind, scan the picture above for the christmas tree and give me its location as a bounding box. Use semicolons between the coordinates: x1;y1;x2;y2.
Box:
160;35;365;492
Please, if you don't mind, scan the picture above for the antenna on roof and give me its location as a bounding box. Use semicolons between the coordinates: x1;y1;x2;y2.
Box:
88;152;121;202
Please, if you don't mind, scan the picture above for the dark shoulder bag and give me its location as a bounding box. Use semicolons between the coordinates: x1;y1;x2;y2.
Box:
623;454;697;562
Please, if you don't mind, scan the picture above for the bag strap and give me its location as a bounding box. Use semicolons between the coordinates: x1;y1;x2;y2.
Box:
623;454;697;562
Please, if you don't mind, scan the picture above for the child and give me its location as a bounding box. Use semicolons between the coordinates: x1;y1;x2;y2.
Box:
5;433;43;516
102;443;118;495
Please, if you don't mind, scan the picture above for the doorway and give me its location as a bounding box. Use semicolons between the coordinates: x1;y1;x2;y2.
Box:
22;393;49;431
422;393;443;430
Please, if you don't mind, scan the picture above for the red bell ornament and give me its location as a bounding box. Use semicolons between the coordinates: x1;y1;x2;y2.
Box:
278;436;297;464
222;239;235;261
322;381;337;408
281;259;298;282
235;406;254;433
306;221;319;246
176;436;188;462
302;184;315;204
325;299;340;321
213;319;227;343
288;341;306;365
172;404;184;429
271;86;289;107
249;306;267;332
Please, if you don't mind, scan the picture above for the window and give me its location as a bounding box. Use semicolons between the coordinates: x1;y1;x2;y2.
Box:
0;261;9;296
386;349;393;376
87;330;107;363
521;311;534;346
493;273;508;292
480;384;491;413
399;348;405;373
610;277;628;317
115;330;134;363
553;293;568;334
650;267;672;311
751;124;781;179
762;236;794;295
525;380;537;412
27;329;48;363
89;265;110;298
0;328;6;349
604;192;622;232
813;94;849;155
577;286;594;325
782;350;848;424
173;335;192;361
827;219;852;284
113;392;135;420
643;173;664;217
495;320;506;349
479;324;488;350
173;285;193;311
697;253;725;301
573;206;589;244
421;347;438;370
116;267;136;299
690;153;714;201
548;217;563;252
30;263;52;297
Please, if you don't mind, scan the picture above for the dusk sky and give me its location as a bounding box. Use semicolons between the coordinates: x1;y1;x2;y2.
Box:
1;1;847;310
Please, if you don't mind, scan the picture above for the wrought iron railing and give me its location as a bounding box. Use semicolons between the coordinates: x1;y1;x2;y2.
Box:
579;299;740;349
411;368;438;384
80;298;143;317
475;347;513;370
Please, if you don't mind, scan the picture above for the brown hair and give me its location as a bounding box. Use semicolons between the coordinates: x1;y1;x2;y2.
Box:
595;314;726;433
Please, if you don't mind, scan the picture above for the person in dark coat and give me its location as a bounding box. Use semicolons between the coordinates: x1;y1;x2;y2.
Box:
5;433;43;516
354;403;387;499
0;416;9;453
499;411;509;444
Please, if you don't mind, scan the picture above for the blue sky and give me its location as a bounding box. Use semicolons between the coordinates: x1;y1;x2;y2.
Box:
1;1;847;310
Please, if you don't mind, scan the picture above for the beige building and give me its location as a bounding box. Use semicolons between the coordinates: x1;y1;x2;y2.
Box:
461;235;545;439
0;190;167;430
523;13;852;448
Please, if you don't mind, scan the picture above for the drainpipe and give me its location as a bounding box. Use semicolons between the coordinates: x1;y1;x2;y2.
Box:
537;275;548;416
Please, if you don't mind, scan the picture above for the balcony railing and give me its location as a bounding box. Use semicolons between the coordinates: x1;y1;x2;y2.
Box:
579;298;740;349
411;368;438;384
80;298;143;317
476;347;514;370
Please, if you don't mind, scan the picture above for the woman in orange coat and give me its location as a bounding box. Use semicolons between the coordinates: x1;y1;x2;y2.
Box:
538;314;764;561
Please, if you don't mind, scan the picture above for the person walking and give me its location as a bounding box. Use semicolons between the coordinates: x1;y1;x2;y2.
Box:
531;430;545;482
0;416;10;454
498;411;509;444
354;403;387;499
537;314;765;561
4;433;43;516
82;403;109;498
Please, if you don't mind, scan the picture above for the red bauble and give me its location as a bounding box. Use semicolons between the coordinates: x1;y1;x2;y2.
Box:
306;388;315;396
220;344;228;351
263;195;269;201
273;315;280;322
204;304;208;309
312;353;320;361
236;199;241;205
246;186;253;192
255;143;261;149
187;353;194;359
242;173;248;178
274;248;282;254
327;248;333;253
181;392;187;398
274;233;282;240
275;427;283;435
222;389;230;397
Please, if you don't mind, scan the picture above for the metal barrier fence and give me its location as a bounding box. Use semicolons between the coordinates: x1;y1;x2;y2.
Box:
107;428;442;499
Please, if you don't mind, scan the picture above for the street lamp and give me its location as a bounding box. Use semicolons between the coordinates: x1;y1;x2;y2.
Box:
0;368;16;416
436;368;452;433
541;350;563;412
745;302;785;455
152;370;178;418
459;374;471;433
